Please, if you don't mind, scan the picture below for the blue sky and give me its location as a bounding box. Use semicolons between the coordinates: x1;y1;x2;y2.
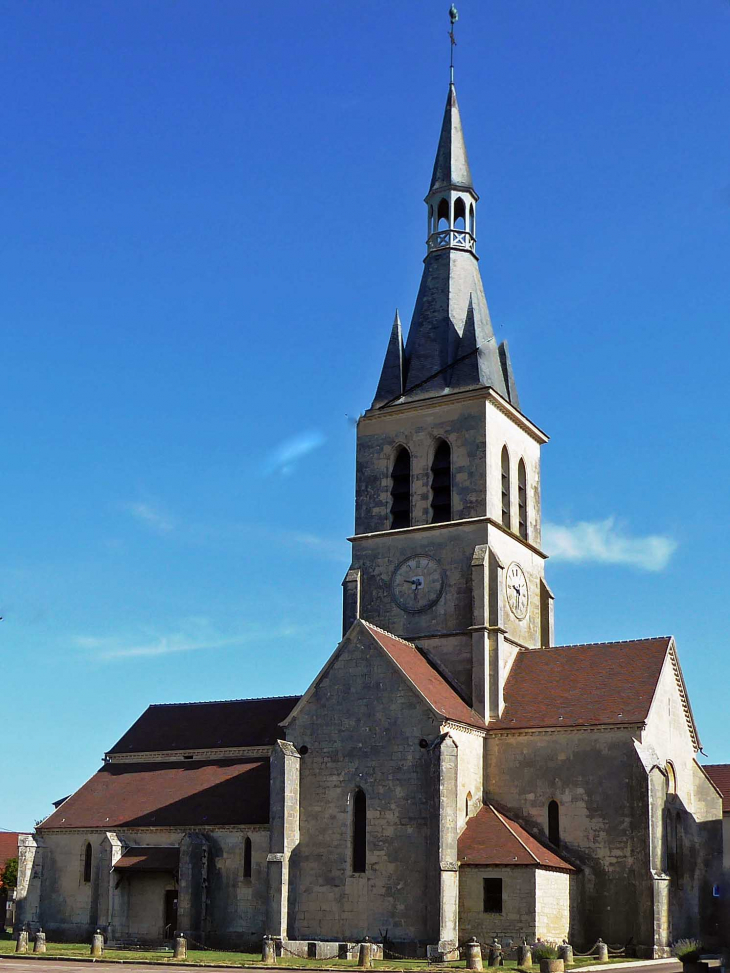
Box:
2;0;729;831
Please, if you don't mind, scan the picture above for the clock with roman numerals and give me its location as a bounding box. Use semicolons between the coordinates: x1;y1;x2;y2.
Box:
391;555;445;613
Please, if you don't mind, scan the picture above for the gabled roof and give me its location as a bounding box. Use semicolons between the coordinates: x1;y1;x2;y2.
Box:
458;805;575;871
491;637;678;732
107;696;300;755
703;765;730;813
39;759;269;830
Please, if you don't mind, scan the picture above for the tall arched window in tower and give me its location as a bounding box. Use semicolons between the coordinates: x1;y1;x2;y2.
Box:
454;197;466;231
243;836;252;879
548;800;560;848
518;459;528;540
390;447;411;530
437;198;450;231
501;446;511;529
83;842;92;883
430;439;452;524
352;788;367;873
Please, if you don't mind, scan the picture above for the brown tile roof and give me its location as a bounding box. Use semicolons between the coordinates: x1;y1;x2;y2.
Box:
108;696;300;755
703;765;730;813
113;847;180;872
39;759;269;830
490;637;673;730
362;622;487;730
458;805;575;871
0;833;24;884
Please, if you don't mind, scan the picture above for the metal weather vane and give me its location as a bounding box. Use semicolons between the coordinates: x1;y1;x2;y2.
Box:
449;5;459;83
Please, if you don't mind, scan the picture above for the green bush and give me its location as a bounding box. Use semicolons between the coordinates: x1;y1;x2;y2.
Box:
673;939;703;963
532;942;559;962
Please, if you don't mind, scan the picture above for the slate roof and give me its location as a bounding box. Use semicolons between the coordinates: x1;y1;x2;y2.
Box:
703;765;730;813
114;847;180;872
458;805;575;871
107;696;300;755
490;638;674;731
38;759;269;829
362;622;486;730
430;84;474;193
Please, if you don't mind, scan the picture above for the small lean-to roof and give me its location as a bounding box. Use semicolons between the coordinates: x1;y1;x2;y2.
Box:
458;805;575;871
491;637;674;732
39;759;269;830
108;696;300;755
113;847;180;872
703;765;730;813
362;622;486;730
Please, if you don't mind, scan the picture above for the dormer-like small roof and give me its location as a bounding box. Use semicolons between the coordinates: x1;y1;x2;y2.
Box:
459;804;575;871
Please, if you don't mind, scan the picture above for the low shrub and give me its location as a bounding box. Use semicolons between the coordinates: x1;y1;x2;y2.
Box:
673;939;703;963
532;942;559;962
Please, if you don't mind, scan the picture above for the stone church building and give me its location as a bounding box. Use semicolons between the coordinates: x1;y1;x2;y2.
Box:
16;80;724;956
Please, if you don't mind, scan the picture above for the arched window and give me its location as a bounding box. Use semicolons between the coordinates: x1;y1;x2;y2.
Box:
430;439;452;524
501;447;511;529
390;447;411;530
466;791;472;820
352;788;367;873
437;198;449;231
548;800;560;848
243;836;252;879
469;203;475;236
666;762;677;796
454;197;466;231
83;842;92;883
518;459;528;540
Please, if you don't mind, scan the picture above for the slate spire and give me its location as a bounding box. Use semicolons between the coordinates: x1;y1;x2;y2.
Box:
372;310;405;407
430;84;474;194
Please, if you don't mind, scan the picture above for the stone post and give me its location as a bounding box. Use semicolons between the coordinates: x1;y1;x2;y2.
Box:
266;741;301;940
596;940;608;963
358;939;374;969
466;938;483;970
558;944;573;965
178;835;209;945
262;935;276;965
517;941;532;967
15;930;29;954
91;930;104;957
34;930;47;953
488;938;503;967
174;934;188;960
15;835;44;931
98;832;125;941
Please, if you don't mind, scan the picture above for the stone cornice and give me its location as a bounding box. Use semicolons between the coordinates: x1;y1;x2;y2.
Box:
38;824;270;835
105;746;271;763
487;722;645;738
442;720;486;738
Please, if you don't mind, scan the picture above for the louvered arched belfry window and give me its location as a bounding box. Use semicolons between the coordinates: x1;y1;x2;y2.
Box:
390;447;411;529
430;439;452;524
518;459;528;540
501;446;511;529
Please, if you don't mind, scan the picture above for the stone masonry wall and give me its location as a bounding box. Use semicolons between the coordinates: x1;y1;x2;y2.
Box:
459;867;537;944
534;869;570;942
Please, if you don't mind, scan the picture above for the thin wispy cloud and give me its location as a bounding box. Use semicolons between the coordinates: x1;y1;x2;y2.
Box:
122;501;175;533
261;429;326;476
543;517;677;572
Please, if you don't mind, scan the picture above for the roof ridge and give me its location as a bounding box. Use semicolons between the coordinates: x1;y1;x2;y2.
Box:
361;621;419;649
521;636;672;653
488;804;540;865
148;695;302;709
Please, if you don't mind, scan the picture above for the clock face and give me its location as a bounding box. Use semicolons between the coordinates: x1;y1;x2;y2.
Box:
391;555;445;613
505;562;529;619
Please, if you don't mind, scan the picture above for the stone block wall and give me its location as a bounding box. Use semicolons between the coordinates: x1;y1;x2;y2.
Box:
534;869;570;942
459;866;537;943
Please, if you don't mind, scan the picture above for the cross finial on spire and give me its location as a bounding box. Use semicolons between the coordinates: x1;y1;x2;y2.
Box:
448;5;458;84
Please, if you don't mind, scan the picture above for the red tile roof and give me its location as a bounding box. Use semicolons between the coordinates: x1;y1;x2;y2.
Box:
703;765;730;813
0;833;24;885
490;638;673;730
458;805;575;871
108;696;300;755
362;622;487;730
39;759;269;829
113;847;180;872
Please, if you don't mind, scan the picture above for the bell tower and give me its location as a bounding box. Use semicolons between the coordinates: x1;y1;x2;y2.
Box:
342;80;553;721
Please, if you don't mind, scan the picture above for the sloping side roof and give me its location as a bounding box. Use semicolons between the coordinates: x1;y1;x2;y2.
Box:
703;765;730;813
39;759;269;829
362;622;486;730
491;638;672;731
114;847;180;872
108;696;300;755
458;805;575;871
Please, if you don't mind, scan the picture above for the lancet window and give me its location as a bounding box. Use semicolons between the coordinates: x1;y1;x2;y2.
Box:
390;447;411;530
430;439;452;523
501;446;511;529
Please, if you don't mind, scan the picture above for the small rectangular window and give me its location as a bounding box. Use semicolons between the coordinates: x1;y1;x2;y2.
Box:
483;877;503;913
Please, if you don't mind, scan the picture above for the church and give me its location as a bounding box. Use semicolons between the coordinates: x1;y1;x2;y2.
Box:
16;65;724;958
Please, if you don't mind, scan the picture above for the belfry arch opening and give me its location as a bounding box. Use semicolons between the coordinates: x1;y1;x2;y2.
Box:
454;197;466;231
518;459;528;540
390;446;411;530
501;446;511;529
437;198;450;231
430;439;452;523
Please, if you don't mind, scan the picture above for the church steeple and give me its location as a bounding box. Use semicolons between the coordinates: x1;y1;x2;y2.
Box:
371;82;519;409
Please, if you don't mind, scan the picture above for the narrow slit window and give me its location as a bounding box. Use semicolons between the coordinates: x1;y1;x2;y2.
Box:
548;800;560;848
518;459;528;540
430;440;452;524
675;813;683;890
243;836;252;879
454;197;466;231
83;843;92;883
483;877;503;913
501;447;511;529
352;788;367;873
390;447;411;530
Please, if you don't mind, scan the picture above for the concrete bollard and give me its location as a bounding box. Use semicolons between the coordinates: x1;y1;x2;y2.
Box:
262;936;276;965
596;940;608;963
16;930;29;954
358;938;374;969
539;962;564;973
488;939;503;967
34;930;47;954
517;940;532;967
558;944;573;965
466;938;483;971
174;934;188;961
91;930;104;957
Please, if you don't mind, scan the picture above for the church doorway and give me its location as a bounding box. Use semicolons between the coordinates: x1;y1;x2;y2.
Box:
163;890;178;940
